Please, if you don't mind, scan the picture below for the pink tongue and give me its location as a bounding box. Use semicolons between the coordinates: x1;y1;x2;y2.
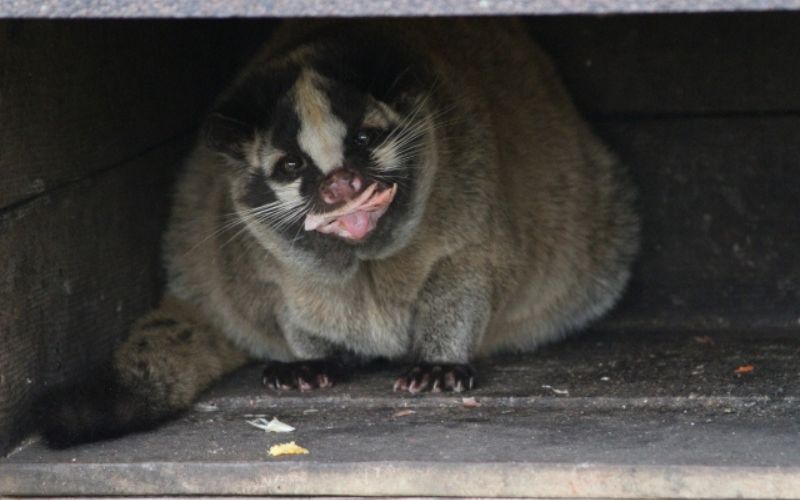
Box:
338;211;372;240
304;183;397;241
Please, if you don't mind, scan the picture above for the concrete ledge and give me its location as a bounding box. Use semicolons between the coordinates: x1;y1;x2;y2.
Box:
3;462;800;498
3;0;800;18
3;331;798;498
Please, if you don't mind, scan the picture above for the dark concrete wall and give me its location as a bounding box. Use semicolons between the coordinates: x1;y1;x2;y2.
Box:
526;14;800;332
0;19;267;454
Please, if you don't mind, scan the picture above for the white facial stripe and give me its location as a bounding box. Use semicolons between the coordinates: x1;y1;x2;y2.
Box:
272;178;303;205
371;140;400;171
364;101;403;171
293;71;347;174
262;151;283;175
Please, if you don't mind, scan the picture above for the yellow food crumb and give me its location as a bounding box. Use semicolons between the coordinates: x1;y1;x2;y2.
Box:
269;441;310;457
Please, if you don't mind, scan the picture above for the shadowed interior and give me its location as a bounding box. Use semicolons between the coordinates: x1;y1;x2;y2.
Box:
1;15;798;492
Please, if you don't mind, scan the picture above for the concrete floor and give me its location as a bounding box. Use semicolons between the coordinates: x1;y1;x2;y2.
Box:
2;329;799;498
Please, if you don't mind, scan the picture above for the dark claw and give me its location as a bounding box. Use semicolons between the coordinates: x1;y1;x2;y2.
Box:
393;363;476;393
262;360;338;391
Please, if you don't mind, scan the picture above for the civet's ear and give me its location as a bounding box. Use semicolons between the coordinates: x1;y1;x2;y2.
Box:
203;113;254;163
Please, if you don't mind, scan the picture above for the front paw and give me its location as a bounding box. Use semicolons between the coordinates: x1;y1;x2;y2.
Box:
393;363;476;393
262;360;338;391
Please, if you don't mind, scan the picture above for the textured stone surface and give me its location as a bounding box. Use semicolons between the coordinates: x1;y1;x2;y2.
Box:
2;0;800;18
595;116;800;332
2;331;799;497
0;20;266;209
528;13;800;115
0;18;267;456
0;140;186;458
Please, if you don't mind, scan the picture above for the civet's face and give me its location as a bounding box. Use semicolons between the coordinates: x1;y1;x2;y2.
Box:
207;36;437;267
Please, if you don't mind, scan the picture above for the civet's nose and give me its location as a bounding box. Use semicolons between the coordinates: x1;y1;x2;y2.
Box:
320;168;364;205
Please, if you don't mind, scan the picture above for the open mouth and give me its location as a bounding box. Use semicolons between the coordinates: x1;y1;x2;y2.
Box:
304;182;398;241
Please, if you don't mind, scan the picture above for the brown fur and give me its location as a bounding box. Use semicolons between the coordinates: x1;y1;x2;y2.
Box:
45;19;638;446
138;17;637;400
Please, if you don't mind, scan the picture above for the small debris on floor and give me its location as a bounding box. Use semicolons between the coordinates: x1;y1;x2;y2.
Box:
461;397;481;408
194;402;219;412
693;335;715;345
392;409;416;417
302;408;319;414
541;385;570;396
735;364;755;374
247;417;295;433
269;441;309;457
600;376;611;382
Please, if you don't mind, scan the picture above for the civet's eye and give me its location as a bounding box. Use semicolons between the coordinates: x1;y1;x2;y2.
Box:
352;129;375;148
274;155;304;177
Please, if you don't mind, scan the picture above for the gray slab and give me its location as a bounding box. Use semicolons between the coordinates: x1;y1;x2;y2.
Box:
2;331;799;498
0;139;189;456
529;13;800;115
3;0;800;18
2;409;800;497
594;116;800;332
0;20;256;209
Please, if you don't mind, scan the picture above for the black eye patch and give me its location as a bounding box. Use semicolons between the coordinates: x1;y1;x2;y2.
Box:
268;98;303;154
271;155;306;181
207;65;302;161
240;169;277;209
349;127;389;150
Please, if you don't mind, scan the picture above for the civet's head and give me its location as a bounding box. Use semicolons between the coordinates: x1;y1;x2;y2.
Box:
205;28;439;270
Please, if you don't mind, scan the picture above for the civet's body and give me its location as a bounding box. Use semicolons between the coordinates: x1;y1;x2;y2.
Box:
44;19;638;447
